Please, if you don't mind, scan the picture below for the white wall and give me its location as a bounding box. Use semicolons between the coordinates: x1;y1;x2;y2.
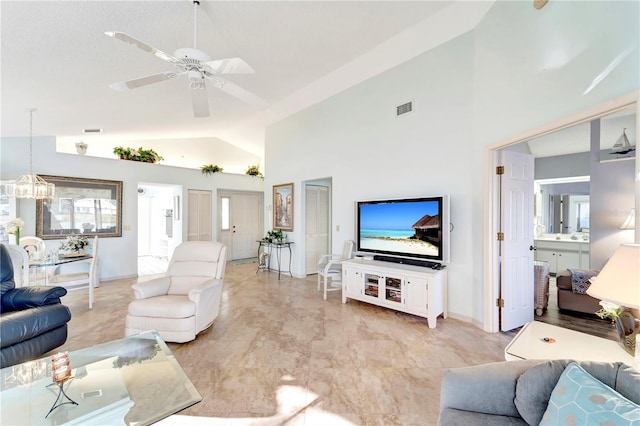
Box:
1;136;264;281
589;120;636;269
266;33;476;320
264;1;640;326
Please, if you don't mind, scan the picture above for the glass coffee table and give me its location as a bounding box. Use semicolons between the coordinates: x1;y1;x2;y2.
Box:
0;331;201;425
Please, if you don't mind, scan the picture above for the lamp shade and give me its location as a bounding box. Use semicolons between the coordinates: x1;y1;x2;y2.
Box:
620;208;635;230
586;244;640;309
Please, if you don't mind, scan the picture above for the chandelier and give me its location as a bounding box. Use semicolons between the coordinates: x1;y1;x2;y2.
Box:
3;109;55;199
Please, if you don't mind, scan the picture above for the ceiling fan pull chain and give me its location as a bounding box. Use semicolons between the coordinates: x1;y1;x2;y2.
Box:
193;1;200;50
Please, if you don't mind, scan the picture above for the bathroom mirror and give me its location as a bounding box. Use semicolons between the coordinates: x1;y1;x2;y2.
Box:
535;178;590;235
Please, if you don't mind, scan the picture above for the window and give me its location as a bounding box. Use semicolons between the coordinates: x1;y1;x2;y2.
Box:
221;197;230;231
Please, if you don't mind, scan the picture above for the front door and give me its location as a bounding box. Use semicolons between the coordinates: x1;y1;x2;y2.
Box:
500;150;535;331
231;193;261;260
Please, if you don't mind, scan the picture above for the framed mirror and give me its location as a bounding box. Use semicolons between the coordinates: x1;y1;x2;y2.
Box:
36;175;122;239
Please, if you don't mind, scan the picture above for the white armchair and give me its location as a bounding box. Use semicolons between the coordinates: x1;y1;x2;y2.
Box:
125;241;227;343
317;240;354;300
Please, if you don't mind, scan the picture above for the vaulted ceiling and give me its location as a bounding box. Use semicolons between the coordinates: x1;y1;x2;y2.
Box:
1;1;490;156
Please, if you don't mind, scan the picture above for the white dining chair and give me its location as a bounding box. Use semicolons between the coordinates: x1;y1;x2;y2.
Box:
19;236;46;260
317;240;354;300
5;244;30;287
48;236;99;309
19;236;48;284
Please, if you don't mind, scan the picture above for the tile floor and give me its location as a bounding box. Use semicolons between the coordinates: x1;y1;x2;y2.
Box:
55;263;515;425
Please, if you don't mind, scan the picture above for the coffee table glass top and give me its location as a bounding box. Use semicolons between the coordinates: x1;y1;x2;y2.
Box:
0;331;201;425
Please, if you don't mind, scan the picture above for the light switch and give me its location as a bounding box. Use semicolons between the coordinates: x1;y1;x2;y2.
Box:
124;224;132;231
336;225;340;232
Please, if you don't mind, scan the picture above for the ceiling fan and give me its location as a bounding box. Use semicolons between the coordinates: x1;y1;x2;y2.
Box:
106;0;267;118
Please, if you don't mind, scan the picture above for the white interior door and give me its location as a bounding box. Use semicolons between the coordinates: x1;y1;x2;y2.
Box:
187;189;212;241
231;193;261;260
305;185;329;274
500;150;535;331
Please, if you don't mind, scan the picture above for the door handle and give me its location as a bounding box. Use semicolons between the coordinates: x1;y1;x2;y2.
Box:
529;245;536;251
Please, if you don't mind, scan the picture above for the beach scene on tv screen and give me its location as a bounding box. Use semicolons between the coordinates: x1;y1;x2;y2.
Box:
360;200;440;256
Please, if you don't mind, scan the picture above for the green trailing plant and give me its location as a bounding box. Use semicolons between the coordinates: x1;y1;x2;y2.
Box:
264;229;285;243
201;164;224;175
113;146;163;163
245;165;263;178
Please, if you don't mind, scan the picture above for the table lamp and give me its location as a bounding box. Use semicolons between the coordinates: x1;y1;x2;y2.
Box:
587;244;640;356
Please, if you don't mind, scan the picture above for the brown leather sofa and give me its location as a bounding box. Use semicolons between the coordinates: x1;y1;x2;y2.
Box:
556;269;601;314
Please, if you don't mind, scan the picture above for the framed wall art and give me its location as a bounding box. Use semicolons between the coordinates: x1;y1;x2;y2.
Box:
273;183;293;231
36;175;123;239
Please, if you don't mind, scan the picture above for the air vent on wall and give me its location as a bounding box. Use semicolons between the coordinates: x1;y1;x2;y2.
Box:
396;101;413;117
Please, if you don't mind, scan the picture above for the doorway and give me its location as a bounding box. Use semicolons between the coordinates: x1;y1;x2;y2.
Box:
486;92;639;333
187;189;212;241
218;190;263;261
303;179;331;275
137;183;182;276
305;183;330;274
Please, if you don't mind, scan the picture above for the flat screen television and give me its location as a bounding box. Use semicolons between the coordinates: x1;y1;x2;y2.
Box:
356;195;450;263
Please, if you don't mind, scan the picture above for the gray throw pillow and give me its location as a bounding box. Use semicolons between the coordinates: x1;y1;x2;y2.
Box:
514;360;568;425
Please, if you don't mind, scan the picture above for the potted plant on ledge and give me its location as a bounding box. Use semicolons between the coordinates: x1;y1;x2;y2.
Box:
114;146;163;163
201;164;224;175
245;165;263;179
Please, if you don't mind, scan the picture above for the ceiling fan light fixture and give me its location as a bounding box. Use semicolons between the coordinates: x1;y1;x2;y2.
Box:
105;0;267;117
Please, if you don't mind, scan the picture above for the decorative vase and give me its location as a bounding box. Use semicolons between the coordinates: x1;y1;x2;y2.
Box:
616;312;640;356
13;229;20;245
75;142;88;155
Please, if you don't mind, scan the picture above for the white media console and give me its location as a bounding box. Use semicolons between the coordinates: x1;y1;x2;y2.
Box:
341;258;447;328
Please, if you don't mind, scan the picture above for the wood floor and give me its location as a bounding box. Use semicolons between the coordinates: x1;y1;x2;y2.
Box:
533;277;618;341
54;263;514;426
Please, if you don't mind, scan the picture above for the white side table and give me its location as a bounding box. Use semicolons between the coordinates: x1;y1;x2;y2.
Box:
505;321;634;364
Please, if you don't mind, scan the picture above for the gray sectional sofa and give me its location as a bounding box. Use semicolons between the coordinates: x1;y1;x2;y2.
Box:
438;359;640;425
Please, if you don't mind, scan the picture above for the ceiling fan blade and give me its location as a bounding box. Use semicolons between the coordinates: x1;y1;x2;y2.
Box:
217;80;269;109
203;57;255;74
105;31;180;65
109;71;179;91
191;84;210;118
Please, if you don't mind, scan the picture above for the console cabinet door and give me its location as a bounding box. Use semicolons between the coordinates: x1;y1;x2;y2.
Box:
382;275;403;307
405;275;428;314
343;268;362;301
363;273;382;301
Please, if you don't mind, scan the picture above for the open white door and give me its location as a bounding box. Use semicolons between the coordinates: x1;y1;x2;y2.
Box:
500;150;535;331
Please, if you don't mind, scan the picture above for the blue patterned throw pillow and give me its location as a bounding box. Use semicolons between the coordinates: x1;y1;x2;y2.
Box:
568;268;598;294
539;362;640;425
